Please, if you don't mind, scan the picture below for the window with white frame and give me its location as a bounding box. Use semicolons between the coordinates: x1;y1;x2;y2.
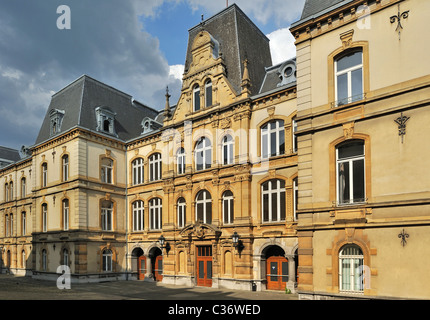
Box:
177;148;186;175
22;212;26;235
339;245;364;293
195;137;212;171
42;204;48;232
292;117;298;153
261;120;285;159
262;179;286;223
193;85;201;112
102;249;113;272
222;135;234;165
222;190;234;224
42;163;48;187
132;200;144;231
205;80;213;108
177;197;186;228
132;158;144;185
101;158;113;184
336;140;365;205
195;190;212;224
62;155;69;182
149;153;162;181
149;198;162;230
63;249;69;267
21;178;26;198
293;177;298;221
63;199;69;231
335;50;363;106
101;200;113;231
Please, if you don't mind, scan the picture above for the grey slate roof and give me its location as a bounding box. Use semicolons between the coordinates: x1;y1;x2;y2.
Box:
259;58;297;95
292;0;349;26
35;75;159;145
0;146;21;169
184;4;272;96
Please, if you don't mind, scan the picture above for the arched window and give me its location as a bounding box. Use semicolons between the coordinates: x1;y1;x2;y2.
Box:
62;199;69;231
102;249;113;272
339;245;364;293
222;190;234;224
336;140;365;205
262;179;286;223
101;158;113;184
222;135;234;165
132;200;144;231
195;137;212;171
261;120;285;159
21;212;26;235
42;163;48;187
42;203;48;232
149;153;162;181
132;158;144;185
196;190;212;224
4;183;8;202
5;214;9;237
62;155;69;182
335;49;363;106
101;200;113;231
205;80;213;107
9;181;13;201
149;198;162;230
177;148;186;175
177;197;186;228
193;85;201;112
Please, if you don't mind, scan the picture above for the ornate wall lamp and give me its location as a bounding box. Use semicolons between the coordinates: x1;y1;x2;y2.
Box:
232;232;244;253
158;235;170;254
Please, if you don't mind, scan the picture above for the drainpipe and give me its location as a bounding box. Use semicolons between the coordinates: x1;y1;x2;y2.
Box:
125;148;129;281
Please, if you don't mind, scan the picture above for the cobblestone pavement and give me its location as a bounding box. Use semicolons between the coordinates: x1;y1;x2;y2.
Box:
0;274;298;300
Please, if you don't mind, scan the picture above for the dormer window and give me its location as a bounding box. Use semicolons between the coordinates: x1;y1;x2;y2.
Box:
141;117;162;135
95;107;117;136
277;61;296;88
49;109;65;136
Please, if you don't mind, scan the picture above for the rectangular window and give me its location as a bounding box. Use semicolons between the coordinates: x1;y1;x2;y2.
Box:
335;50;363;106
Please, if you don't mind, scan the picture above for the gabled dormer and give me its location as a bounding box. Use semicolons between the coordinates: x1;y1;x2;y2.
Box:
95;106;117;137
141;117;162;135
49;109;65;136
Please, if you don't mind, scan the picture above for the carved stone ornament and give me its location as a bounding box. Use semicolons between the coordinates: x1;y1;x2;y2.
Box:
340;30;354;49
343;122;355;139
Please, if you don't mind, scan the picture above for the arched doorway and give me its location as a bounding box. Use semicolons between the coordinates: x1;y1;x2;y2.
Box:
264;245;288;291
149;247;163;282
131;247;145;280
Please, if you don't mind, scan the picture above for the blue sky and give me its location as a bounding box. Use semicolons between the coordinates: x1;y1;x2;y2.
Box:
0;0;305;150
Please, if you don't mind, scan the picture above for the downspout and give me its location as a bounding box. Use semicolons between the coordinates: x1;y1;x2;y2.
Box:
125;147;129;281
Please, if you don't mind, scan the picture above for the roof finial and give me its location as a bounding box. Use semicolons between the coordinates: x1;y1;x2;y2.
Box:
241;58;251;97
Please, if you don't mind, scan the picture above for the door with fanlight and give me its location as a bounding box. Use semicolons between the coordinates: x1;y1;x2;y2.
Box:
196;246;212;287
266;256;289;290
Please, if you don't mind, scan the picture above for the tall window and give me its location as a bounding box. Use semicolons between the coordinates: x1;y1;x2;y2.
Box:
222;135;234;165
42;163;48;187
336;140;365;205
132;200;144;231
42;249;47;271
21;178;26;198
132;158;144;185
62;155;69;182
195;137;212;171
4;183;8;202
62;199;69;231
339;245;364;293
101;200;113;231
42;204;48;232
292;117;298;153
63;249;69;267
149;153;162;181
205;80;213;107
262;179;286;223
102;249;113;272
261;120;285;159
22;250;26;269
335;50;363;106
177;197;186;228
5;214;9;237
293;178;298;221
177;148;186;175
22;212;26;235
9;214;13;236
149;198;162;230
101;158;113;184
196;190;212;224
222;191;234;224
193;85;201;112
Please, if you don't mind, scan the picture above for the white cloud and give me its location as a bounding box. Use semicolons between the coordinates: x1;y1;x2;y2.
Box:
169;65;185;81
267;28;296;65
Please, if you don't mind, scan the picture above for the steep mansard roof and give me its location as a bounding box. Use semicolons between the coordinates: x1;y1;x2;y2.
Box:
292;0;349;26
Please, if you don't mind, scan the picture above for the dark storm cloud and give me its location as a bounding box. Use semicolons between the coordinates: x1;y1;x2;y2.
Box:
0;0;176;150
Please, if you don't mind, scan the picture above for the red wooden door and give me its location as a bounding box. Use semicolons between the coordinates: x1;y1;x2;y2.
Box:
154;255;163;282
196;246;212;287
266;256;288;290
138;256;146;280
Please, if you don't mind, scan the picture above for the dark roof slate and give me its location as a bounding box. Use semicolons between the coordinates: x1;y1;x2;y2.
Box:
0;146;21;162
292;0;349;26
35;75;159;145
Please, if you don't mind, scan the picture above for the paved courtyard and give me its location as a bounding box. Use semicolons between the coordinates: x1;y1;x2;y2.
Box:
0;274;298;300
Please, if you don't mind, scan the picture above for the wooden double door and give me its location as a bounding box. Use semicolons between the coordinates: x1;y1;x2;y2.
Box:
196;246;212;287
266;256;289;290
138;255;163;281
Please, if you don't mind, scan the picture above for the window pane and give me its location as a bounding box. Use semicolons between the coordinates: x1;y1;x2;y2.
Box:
198;261;204;279
351;68;363;101
206;85;212;107
270;262;278;281
337;51;362;72
337;73;348;103
282;261;289;282
279;129;285;155
280;190;286;221
271;192;277;221
342;259;351;290
338;141;364;159
263;194;269;222
194;88;200;111
262;133;268;158
270;131;277;157
206;202;212;224
353;159;365;202
338;162;350;204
